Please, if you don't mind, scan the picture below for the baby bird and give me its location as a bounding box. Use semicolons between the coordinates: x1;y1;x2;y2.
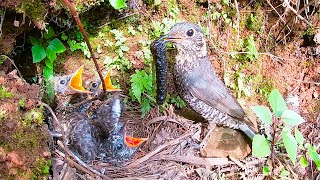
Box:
88;70;121;97
94;95;147;165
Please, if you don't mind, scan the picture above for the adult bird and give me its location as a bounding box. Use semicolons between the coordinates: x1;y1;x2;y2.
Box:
161;22;256;139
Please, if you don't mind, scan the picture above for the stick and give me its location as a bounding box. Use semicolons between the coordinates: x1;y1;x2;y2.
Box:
0;55;23;79
127;132;193;168
57;141;109;179
60;0;106;94
152;155;233;166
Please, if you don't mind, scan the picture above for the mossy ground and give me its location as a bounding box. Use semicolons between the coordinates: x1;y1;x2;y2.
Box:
0;70;50;179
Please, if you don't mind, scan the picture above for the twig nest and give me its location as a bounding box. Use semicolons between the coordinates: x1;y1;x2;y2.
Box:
200;127;251;159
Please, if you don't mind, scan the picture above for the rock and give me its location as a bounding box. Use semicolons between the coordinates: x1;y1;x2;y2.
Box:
200;127;251;159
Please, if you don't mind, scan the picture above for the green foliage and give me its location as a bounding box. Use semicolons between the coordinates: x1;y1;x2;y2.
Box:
30;27;66;103
151;18;176;38
103;29;133;71
232;35;258;61
251;106;272;125
170;96;186;109
251;88;320;176
129;70;155;117
262;166;270;175
243;35;258;61
0;85;13;99
252;134;271;157
268;89;287;117
19;98;26;108
64;32;91;58
23;109;44;126
32;158;51;179
109;0;127;10
306;143;320;170
246;13;263;33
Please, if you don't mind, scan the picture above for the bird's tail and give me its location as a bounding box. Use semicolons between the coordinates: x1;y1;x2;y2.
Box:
239;124;257;140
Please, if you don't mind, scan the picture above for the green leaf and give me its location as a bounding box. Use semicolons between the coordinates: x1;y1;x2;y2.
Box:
154;0;162;6
0;55;7;65
306;143;320;170
48;38;66;54
141;97;151;117
61;32;68;41
280;169;290;180
299;157;308;168
109;0;127;10
262;166;270;175
45;77;55;104
294;128;305;148
120;45;130;52
45;59;53;70
282;127;297;164
281;110;305;126
44;26;55;39
43;66;54;81
130;72;144;103
32;45;46;63
251;106;272;125
252;134;271;158
29;36;39;45
46;45;57;62
268;89;287;117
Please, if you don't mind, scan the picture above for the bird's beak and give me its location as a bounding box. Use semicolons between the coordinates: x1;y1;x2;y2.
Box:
121;122;147;148
160;33;182;43
125;135;148;148
100;70;122;92
69;65;92;94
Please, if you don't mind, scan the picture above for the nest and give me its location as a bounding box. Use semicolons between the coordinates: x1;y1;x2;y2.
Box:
46;101;265;179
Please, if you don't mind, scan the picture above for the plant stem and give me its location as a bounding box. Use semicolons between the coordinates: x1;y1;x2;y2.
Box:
60;0;106;94
270;117;278;176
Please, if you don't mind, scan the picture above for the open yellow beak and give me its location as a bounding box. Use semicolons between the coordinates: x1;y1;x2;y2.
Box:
125;135;147;148
69;65;92;94
100;70;122;92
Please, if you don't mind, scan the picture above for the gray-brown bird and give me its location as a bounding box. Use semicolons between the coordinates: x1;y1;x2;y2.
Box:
161;22;256;139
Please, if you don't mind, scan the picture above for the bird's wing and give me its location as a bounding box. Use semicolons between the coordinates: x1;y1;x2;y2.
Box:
186;60;245;119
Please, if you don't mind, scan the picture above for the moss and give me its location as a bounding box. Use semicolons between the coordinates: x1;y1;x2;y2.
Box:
31;158;51;179
246;13;264;33
0;85;13;99
23;108;44;126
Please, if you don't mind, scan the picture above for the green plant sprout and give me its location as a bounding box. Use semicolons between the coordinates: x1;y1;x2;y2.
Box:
30;26;66;102
251;89;320;177
129;70;155;117
103;29;132;71
0;85;13;99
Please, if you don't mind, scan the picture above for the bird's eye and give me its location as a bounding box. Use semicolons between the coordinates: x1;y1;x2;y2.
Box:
59;79;66;85
91;82;98;88
116;144;123;151
186;29;194;37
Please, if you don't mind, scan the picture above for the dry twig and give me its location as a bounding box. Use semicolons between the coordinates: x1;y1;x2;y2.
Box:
127;132;193;168
152;155;234;166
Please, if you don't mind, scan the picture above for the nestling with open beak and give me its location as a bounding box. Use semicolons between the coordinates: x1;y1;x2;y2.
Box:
88;69;121;97
54;65;92;95
94;95;147;165
160;22;256;139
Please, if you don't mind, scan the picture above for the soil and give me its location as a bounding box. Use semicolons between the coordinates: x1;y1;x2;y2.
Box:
0;0;319;179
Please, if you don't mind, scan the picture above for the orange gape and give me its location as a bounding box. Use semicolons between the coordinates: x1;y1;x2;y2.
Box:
69;65;91;93
101;70;121;91
125;135;147;148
